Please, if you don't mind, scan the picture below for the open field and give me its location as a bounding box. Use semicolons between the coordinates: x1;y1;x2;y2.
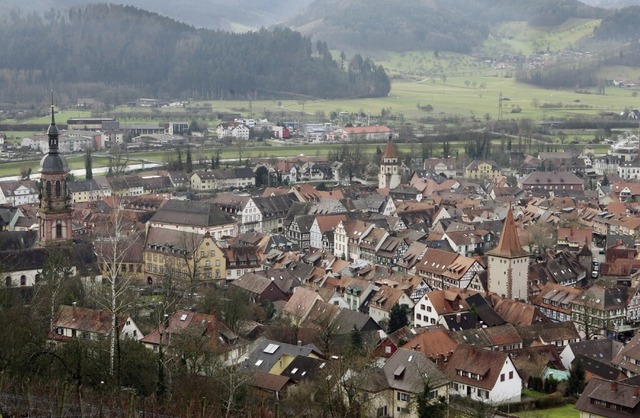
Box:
27;109;93;125
513;404;579;418
482;19;601;57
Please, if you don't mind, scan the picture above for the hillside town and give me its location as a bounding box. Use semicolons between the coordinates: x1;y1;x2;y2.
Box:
5;107;640;417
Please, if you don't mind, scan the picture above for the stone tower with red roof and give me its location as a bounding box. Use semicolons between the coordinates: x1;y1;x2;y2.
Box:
378;137;401;189
487;207;529;300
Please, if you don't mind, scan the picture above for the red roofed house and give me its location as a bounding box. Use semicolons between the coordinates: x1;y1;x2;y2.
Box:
446;344;522;404
141;310;241;368
49;304;143;343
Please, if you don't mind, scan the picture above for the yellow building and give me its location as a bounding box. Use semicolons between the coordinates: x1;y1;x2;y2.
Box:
143;227;226;285
464;160;501;180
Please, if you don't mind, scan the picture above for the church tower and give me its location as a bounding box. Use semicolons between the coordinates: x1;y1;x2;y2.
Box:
487;207;529;300
378;137;401;189
38;94;72;245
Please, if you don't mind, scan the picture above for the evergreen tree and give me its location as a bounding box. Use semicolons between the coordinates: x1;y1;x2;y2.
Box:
350;325;364;353
388;304;409;334
176;148;184;171
185;147;193;173
416;381;447;418
84;148;93;180
566;358;586;397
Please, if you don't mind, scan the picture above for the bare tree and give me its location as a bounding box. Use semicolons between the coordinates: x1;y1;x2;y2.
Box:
524;222;556;254
93;203;142;380
108;143;130;176
329;142;366;184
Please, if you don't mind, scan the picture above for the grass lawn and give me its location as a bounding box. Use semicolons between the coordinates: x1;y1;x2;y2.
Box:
522;388;547;399
513;404;578;418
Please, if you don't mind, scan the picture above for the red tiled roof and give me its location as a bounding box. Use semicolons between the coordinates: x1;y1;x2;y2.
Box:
488;208;528;258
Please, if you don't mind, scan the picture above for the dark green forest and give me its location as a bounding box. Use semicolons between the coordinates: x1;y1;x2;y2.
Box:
593;6;640;40
0;4;390;103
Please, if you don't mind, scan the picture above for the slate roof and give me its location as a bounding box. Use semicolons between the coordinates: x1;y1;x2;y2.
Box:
280;355;326;382
243;339;324;373
68;179;101;193
382;348;449;394
613;332;640;376
231;272;277;296
464;293;505;327
150;199;235;227
253;194;297;219
568;339;624;364
578;354;624;381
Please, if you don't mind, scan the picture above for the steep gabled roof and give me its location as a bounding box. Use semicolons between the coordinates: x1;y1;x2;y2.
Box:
382;139;398;160
488;207;528;258
446;344;515;390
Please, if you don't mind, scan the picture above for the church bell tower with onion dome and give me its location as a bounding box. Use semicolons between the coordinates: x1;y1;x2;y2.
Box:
38;93;73;245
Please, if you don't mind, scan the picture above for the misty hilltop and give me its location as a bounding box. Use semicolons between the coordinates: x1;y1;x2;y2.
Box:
4;0;640;55
0;0;314;31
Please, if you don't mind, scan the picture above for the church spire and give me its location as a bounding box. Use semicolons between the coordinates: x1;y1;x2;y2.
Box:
489;207;528;258
382;135;398;160
47;90;59;154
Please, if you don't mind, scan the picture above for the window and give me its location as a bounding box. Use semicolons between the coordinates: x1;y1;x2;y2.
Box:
55;180;61;197
509;371;513;379
500;373;505;382
5;276;10;287
397;392;410;402
416;313;422;320
56;220;63;239
20;275;26;286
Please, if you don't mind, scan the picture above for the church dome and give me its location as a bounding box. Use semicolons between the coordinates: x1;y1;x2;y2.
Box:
40;153;69;173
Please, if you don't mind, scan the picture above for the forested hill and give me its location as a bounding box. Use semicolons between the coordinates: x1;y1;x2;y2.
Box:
288;0;603;53
0;4;390;103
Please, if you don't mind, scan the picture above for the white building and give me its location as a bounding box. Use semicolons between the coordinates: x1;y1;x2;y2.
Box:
446;344;522;404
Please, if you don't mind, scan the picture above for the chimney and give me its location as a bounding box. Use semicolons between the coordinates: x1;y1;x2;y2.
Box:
456;313;461;324
297;340;302;347
72;301;77;317
634;387;639;398
611;382;618;392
